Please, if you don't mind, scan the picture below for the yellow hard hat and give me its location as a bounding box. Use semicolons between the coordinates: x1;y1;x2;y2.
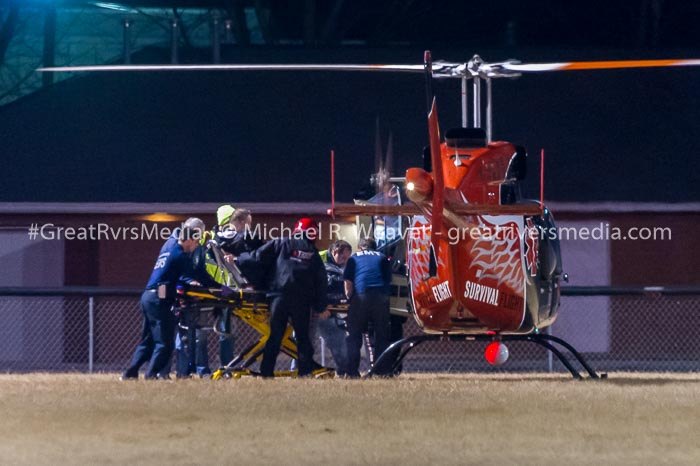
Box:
217;204;235;226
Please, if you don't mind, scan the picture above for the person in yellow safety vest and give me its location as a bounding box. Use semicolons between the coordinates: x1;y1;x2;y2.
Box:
176;204;237;377
203;204;237;284
317;240;352;376
205;204;239;370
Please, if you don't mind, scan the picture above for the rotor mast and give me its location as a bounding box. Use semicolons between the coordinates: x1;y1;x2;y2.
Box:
426;53;493;141
461;75;468;128
461;54;494;143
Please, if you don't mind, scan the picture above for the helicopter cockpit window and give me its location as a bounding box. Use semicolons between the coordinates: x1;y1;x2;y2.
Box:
365;184;407;275
368;184;402;250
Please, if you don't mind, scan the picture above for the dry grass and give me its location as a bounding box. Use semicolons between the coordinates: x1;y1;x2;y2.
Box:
0;372;699;465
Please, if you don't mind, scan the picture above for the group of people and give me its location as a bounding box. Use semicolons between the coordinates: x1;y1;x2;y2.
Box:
175;206;263;377
122;205;397;380
121;209;238;380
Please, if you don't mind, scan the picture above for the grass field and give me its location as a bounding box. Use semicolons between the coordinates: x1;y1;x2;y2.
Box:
0;373;699;465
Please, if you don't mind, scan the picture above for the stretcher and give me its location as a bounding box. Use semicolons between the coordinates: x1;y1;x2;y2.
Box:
174;240;346;379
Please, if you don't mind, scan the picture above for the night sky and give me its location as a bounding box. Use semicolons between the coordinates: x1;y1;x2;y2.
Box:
1;2;699;203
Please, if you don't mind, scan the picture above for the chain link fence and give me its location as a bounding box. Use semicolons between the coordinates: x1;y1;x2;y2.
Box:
0;288;698;374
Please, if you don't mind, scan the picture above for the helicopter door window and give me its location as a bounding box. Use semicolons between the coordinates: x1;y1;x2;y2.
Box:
374;216;401;248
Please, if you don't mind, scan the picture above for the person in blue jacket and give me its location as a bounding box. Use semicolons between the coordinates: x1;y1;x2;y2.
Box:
122;218;210;380
343;237;392;378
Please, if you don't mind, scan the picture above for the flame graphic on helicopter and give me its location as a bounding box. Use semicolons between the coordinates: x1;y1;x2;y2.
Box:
468;217;524;292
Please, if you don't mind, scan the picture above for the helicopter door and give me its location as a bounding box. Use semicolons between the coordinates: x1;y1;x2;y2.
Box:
357;184;410;317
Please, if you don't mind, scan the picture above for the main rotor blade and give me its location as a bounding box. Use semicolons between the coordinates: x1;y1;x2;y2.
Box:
504;58;700;73
38;63;427;73
40;58;700;78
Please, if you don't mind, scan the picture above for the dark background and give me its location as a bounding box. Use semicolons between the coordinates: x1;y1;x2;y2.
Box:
1;1;699;203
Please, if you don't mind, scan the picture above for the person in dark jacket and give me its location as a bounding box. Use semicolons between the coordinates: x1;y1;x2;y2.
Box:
184;206;263;377
122;218;208;380
218;208;264;256
237;217;327;377
217;208;266;288
343;237;392;378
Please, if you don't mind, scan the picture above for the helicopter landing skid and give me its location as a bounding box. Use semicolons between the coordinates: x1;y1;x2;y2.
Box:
367;333;604;380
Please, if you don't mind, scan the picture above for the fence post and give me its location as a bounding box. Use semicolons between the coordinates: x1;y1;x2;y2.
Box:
88;296;94;373
546;326;553;373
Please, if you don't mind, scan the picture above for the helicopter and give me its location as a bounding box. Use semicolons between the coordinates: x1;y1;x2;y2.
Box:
40;52;700;379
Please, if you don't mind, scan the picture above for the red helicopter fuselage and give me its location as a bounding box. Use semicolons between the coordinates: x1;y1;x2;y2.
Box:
404;103;561;335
